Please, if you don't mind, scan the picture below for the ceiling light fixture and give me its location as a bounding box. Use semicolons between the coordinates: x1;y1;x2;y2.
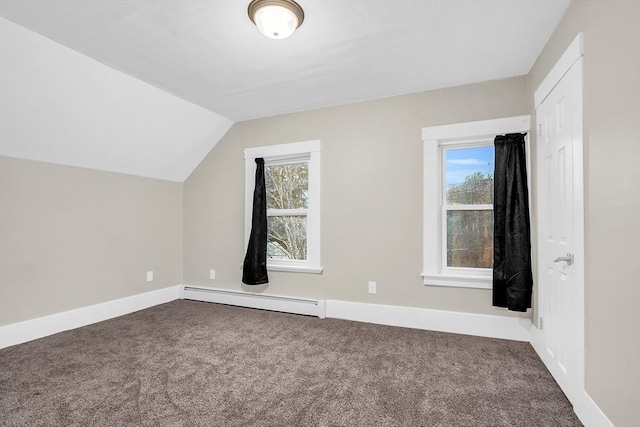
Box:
248;0;304;40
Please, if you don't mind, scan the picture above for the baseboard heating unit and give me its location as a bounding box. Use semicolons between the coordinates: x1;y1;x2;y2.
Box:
182;286;326;318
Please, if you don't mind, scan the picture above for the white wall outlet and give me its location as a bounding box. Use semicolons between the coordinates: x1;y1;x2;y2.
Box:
146;271;153;282
368;281;376;294
210;269;216;280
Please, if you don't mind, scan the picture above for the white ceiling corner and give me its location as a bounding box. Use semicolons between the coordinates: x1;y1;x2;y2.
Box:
0;17;233;182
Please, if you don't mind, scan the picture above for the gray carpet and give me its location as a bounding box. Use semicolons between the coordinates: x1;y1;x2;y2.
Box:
0;300;582;426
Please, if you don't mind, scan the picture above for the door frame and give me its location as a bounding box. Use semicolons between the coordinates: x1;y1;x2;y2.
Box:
531;32;607;426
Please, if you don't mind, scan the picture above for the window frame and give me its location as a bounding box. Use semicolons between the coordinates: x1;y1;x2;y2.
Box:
440;140;495;278
265;157;309;262
244;140;322;274
422;116;530;289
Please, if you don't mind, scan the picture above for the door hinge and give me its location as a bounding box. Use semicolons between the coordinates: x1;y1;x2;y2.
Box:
537;123;543;136
539;317;544;330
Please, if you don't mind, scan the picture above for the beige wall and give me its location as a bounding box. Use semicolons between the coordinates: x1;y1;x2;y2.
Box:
527;1;640;425
0;156;183;325
183;76;529;319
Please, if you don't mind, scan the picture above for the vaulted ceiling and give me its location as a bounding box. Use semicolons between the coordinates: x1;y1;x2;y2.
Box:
0;0;570;181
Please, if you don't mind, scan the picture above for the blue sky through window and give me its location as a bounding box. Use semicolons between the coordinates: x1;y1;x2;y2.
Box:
445;146;494;186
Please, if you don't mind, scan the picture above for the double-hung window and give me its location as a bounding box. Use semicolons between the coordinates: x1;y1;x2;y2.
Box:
244;140;322;274
442;143;494;271
422;116;530;289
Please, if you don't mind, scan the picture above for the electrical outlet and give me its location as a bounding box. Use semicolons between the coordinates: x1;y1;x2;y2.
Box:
146;271;153;282
210;269;216;280
368;281;376;294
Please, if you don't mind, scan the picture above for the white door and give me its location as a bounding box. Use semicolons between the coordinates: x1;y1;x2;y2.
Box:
536;56;584;405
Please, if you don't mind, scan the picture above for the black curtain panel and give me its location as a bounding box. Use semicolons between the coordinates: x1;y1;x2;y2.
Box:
242;158;269;285
492;133;533;312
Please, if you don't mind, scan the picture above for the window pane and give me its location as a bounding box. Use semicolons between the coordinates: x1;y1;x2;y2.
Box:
446;210;493;268
267;216;307;260
265;163;308;209
445;146;494;205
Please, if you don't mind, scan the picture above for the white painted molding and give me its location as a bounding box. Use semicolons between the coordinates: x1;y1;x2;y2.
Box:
574;391;614;427
534;32;584;108
267;264;324;274
422;116;531;289
422;115;530;141
534;37;589;425
530;326;612;427
2;284;609;423
244;140;321;159
0;285;182;349
181;288;530;342
182;286;326;318
325;299;531;342
421;273;491;289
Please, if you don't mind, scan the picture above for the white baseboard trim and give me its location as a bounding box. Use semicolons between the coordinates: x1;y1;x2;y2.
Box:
0;285;182;349
529;326;613;427
325;299;531;342
574;391;614;427
182;285;326;318
0;285;614;426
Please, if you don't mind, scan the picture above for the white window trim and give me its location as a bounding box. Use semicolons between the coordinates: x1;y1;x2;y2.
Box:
422;116;530;289
244;140;322;274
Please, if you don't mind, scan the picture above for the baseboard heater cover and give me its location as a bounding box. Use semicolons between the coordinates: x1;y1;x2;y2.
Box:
182;286;326;318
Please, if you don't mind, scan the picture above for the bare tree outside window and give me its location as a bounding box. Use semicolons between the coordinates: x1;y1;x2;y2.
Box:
446;171;493;205
265;163;308;260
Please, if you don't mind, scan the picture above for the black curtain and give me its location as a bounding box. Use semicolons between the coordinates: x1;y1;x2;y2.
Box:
493;133;532;312
242;158;269;285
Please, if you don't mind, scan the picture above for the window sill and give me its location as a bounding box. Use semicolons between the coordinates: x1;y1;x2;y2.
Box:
268;264;324;274
421;273;491;289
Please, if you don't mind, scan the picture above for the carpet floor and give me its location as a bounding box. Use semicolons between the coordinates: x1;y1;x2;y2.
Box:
0;300;582;426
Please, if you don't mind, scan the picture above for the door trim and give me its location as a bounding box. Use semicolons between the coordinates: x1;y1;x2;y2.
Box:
533;32;594;425
534;33;583;108
531;328;612;427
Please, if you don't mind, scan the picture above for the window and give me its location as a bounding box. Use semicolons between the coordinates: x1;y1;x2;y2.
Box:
443;145;494;270
265;161;308;261
422;116;530;289
244;140;322;274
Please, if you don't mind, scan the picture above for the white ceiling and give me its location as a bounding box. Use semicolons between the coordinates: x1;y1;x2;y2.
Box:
0;18;232;182
0;0;570;122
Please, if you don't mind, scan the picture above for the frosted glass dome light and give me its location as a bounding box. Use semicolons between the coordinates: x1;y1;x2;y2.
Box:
248;0;305;40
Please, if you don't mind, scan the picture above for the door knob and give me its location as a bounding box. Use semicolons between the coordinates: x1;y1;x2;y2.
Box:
554;253;574;266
